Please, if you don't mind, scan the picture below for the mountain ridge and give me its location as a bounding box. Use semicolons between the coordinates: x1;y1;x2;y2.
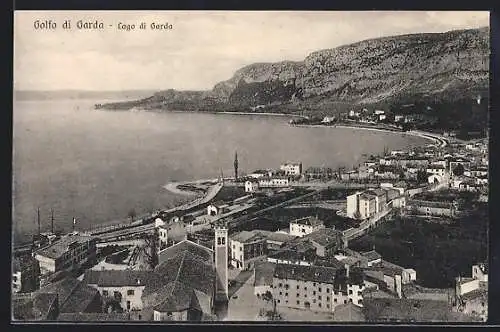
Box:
96;27;489;115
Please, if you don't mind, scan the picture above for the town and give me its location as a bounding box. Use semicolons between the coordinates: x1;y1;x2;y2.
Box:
12;130;488;322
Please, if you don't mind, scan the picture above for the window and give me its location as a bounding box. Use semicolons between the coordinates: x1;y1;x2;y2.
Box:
334;291;337;295
327;288;330;293
221;238;225;245
327;296;330;301
358;291;362;296
318;296;322;300
279;292;282;296
217;238;222;245
349;290;353;295
285;284;289;290
313;283;316;287
127;289;135;296
313;291;316;295
304;287;307;291
319;287;322;292
344;300;347;304
297;300;300;305
239;246;242;251
297;293;300;297
233;245;235;249
334;298;337;303
102;290;108;296
297;285;300;290
127;301;131;310
327;304;330;309
277;300;280;304
279;283;283;288
319;303;322;308
349;298;353;303
358;299;363;305
285;293;288;297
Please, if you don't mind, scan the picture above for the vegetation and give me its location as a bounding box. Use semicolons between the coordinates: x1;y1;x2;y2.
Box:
349;203;487;288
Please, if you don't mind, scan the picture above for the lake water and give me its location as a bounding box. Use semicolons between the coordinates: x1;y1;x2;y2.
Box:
12;99;430;244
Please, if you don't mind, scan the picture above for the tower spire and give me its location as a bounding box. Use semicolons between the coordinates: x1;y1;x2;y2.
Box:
234;150;239;180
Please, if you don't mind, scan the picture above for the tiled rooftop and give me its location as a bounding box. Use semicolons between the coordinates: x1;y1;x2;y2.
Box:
273;263;341;284
254;261;276;287
361;250;382;262
35;234;95;260
230;230;267;244
290;216;323;227
158;239;213;265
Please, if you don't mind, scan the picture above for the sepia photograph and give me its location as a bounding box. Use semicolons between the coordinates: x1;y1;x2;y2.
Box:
12;10;489;323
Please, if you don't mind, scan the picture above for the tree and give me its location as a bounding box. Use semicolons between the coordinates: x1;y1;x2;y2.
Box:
416;170;428;185
143;231;159;269
452;164;465;177
127;208;137;224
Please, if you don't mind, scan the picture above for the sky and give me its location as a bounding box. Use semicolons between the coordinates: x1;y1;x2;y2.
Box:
14;11;489;91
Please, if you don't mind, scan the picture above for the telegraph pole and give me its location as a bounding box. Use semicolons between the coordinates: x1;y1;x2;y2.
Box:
37;207;41;237
50;208;54;234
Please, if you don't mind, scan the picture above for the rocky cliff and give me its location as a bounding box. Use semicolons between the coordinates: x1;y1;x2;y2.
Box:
97;27;489;111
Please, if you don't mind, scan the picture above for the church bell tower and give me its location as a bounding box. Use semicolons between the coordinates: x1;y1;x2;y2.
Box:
214;225;229;300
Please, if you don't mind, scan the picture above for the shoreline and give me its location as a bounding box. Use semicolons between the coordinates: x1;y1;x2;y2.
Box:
107;107;449;147
163;178;220;196
291;123;448;148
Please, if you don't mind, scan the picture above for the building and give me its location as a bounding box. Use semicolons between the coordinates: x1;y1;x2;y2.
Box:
12;256;40;293
84;235;228;321
272;263;365;313
358;192;378;219
214;226;229;303
207;203;229;216
454;263;488;322
289;216;325;237
322;116;336;124
34;234;97;275
426;165;447;177
304;228;345;256
247;169;272;179
427;174;443;184
346;192;363;219
244;179;260;193
361;251;382;267
267;241;317;266
229;230;267;270
258;176;290;188
84;270;149;312
464;167;488;178
13;277;102;321
304;166;334;180
406;200;456;217
280;162;303;176
254;261;276;296
155;218;168;252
